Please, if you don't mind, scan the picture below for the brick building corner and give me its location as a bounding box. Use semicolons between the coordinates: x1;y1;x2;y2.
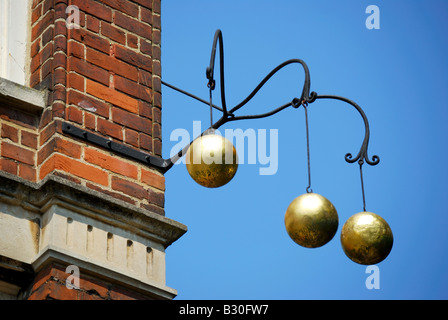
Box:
0;0;187;300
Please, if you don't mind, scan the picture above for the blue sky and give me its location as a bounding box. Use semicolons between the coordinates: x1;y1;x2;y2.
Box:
160;1;448;299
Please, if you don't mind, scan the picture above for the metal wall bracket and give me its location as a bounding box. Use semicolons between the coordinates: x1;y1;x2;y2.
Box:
62;122;169;172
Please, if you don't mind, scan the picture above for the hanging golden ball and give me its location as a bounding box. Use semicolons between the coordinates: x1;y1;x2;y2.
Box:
186;133;238;188
284;193;339;248
341;211;393;265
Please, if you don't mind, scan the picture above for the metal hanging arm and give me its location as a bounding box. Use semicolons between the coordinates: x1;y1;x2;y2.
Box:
206;29;229;117
62;28;380;187
161;30;379;175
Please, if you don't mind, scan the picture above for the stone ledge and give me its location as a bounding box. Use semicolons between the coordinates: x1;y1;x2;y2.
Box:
0;171;187;300
0;171;188;248
0;77;47;115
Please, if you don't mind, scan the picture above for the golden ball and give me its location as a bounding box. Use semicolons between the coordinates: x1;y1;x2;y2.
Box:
186;133;238;188
341;211;393;265
284;193;339;248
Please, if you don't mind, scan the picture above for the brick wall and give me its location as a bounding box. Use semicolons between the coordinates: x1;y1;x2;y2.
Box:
27;263;154;300
0;0;165;215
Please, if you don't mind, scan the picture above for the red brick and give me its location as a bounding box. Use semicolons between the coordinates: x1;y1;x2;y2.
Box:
147;188;164;207
141;169;165;191
78;273;109;299
0;104;38;129
140;40;152;56
71;28;110;54
37;139;62;165
97;118;123;140
138;69;152;88
42;0;54;12
46;281;79;300
67;106;83;124
153;75;161;92
42;26;54;48
69;56;109;86
140;202;164;216
0;158;18;175
53;52;66;69
112;107;152;135
153;14;161;31
38;136;83;165
152;60;161;77
19;164;37;182
54;35;67;53
54;68;67;87
153;107;161;123
76;0;113;22
27;280;57;300
86;48;138;82
68;40;85;59
153;13;161;30
67;90;110;118
55;137;83;159
86;182;136;205
152;44;161;60
86;80;139;113
53;86;67;105
32;3;42;24
114;11;151;39
1;141;35;166
152;122;161;140
140;7;152;25
85;147;138;179
68;72;85;92
31;40;41;59
21;131;38;149
111;176;147;199
1;123;19;143
27;264;61;295
39;121;56;146
138;101;152;119
124;129;139;148
84;112;96;130
41;59;53;80
113;44;152;72
30;69;41;88
127;34;138;49
86;15;100;33
114;75;151;101
100;0;139;17
40;153;109;186
52;102;66;119
154;139;161;156
31;10;54;41
153;92;161;110
32;0;43;10
54;19;68;37
130;0;152;10
101;21;126;44
53;171;82;184
139;133;152;152
153;0;161;14
152;29;161;46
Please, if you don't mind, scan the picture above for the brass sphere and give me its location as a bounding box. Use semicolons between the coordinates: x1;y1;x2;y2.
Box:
186;133;238;188
284;193;339;248
341;211;393;265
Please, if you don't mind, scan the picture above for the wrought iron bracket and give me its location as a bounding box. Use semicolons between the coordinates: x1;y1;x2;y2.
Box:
161;29;379;172
62;28;380;189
